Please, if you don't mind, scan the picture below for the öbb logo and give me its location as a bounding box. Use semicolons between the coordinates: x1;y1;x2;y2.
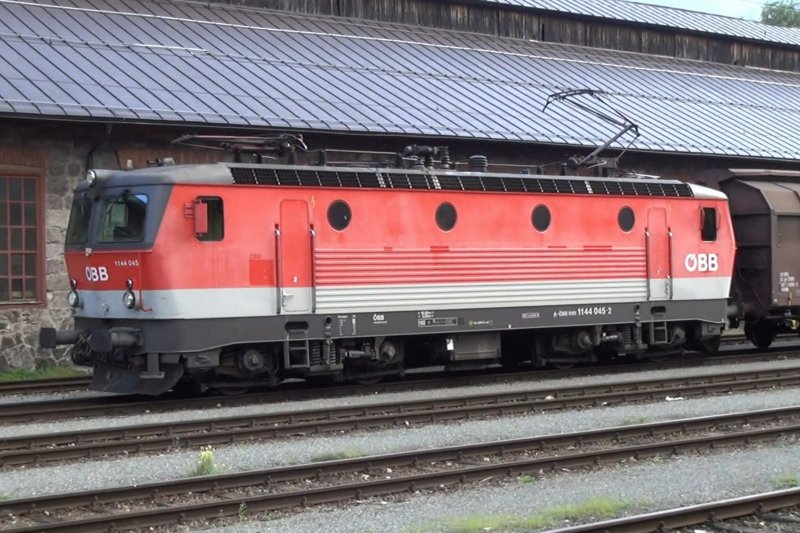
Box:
684;253;718;273
85;266;109;282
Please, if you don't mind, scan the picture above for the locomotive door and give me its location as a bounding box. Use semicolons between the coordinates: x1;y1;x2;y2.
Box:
277;200;313;313
645;207;672;300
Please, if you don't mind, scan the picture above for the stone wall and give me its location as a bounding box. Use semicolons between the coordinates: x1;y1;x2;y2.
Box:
1;119;799;371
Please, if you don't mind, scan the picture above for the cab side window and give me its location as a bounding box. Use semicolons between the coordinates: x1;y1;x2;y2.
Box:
197;197;224;242
701;207;717;242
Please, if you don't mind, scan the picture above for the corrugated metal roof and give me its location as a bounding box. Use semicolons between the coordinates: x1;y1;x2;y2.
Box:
0;0;799;160
480;0;800;48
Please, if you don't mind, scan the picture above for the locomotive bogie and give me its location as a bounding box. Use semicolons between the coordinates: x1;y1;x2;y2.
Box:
42;162;737;394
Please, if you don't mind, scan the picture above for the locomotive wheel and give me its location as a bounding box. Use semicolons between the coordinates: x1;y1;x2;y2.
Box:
745;321;777;350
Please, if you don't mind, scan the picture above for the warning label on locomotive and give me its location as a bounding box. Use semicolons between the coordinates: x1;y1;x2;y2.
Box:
417;317;458;327
553;306;613;318
779;272;797;294
336;314;357;336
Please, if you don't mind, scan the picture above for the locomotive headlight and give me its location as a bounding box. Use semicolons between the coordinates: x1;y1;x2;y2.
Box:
67;278;80;308
122;290;136;309
85;169;98;187
123;278;136;309
67;290;80;308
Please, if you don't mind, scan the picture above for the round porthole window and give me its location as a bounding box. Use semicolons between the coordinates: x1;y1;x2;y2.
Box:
327;200;351;231
618;206;635;232
435;202;457;231
532;204;551;232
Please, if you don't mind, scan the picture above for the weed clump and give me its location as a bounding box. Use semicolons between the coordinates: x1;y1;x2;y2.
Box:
192;445;217;476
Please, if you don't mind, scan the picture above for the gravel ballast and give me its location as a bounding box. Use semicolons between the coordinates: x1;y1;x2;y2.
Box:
211;442;800;533
3;355;800;533
1;386;799;499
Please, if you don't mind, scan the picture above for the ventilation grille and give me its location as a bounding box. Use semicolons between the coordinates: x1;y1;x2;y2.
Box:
229;167;693;198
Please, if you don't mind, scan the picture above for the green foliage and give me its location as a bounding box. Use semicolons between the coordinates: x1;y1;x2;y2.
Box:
310;448;363;462
518;473;535;484
774;473;799;488
621;416;652;426
761;1;800;28
191;445;217;476
416;496;629;532
0;366;83;383
237;501;248;523
0;492;9;501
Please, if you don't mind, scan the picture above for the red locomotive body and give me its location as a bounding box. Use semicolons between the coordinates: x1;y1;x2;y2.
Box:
42;161;735;394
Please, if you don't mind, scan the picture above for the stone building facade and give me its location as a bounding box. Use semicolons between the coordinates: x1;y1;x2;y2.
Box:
3;117;800;370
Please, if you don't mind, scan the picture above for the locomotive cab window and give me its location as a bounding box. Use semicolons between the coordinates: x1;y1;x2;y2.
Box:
701;207;717;242
66;194;91;245
195;197;224;242
97;191;148;242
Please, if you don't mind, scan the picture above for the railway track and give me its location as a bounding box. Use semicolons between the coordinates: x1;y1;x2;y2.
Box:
545;489;800;532
2;406;798;532
1;348;798;425
2;365;799;467
0;376;91;396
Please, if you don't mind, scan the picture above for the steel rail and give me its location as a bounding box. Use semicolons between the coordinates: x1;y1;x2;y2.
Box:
0;369;540;424
541;488;800;532
2;407;800;532
0;376;91;395
2;368;800;466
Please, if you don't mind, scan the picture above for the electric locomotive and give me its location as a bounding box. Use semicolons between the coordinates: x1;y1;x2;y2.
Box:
40;139;736;395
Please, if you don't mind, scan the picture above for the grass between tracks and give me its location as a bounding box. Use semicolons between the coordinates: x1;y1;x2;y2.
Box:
413;496;629;532
774;473;799;488
0;366;83;383
310;448;365;462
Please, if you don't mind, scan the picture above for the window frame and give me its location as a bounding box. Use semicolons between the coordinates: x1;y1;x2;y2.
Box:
327;200;352;231
617;206;636;233
700;206;718;242
195;196;225;242
531;204;551;232
96;192;149;243
0;166;45;307
435;202;457;232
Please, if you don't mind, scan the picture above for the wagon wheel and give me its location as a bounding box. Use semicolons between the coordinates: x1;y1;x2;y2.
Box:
745;321;777;350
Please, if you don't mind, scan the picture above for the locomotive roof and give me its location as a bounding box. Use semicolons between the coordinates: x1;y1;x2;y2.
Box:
81;162;730;200
2;0;799;161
